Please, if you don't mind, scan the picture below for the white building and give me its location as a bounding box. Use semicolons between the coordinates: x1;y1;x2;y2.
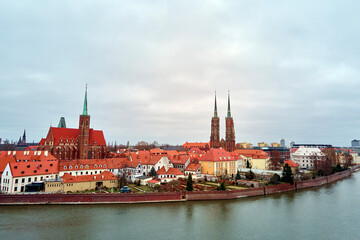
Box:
292;146;326;169
1;160;59;193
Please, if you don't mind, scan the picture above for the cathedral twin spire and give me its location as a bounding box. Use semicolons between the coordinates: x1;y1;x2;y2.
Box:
210;91;235;152
213;91;232;118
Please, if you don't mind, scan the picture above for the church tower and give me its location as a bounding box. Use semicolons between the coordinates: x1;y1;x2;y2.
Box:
210;92;220;149
225;91;235;152
78;85;90;159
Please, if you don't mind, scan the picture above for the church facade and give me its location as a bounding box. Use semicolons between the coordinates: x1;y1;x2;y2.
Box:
38;87;107;160
210;92;236;152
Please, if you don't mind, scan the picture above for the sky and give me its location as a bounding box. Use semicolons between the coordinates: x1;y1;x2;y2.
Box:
1;1;360;147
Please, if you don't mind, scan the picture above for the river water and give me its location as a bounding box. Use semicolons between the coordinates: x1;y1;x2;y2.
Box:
1;172;359;240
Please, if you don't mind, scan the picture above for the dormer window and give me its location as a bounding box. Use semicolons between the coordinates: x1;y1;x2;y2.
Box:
27;165;30;168
21;171;24;174
99;164;102;168
69;166;72;169
75;166;78;169
80;165;83;169
45;169;48;172
50;164;53;167
104;164;106;168
64;166;67;170
85;165;89;168
94;164;97;168
14;166;18;169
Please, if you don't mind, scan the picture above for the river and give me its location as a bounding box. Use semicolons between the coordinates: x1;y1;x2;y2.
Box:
1;172;359;240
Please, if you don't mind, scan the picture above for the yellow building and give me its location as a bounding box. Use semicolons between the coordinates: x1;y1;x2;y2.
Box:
199;149;238;176
270;142;280;147
234;149;270;170
257;142;268;147
45;171;118;193
237;142;254;149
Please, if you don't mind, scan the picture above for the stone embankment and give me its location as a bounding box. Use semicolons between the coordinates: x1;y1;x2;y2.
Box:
0;166;359;205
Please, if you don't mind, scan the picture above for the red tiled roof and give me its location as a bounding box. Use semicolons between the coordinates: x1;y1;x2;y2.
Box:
150;148;166;154
185;163;201;172
284;160;299;168
182;142;209;149
106;158;127;169
9;160;59;177
166;168;183;175
199;149;238;162
234;149;269;159
157;166;167;175
0;153;16;174
0;151;57;163
43;127;106;146
148;179;160;184
169;155;189;165
59;159;108;171
62;171;116;183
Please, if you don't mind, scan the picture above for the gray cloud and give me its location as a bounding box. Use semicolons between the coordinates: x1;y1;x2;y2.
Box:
1;1;360;147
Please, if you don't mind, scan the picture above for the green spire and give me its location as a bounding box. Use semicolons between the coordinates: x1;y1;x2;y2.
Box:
82;84;88;115
227;90;231;118
214;91;218;118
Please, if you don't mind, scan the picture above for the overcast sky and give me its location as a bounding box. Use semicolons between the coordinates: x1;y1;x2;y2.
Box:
1;1;360;147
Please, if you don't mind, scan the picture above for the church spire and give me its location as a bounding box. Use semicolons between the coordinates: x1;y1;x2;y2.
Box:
82;84;88;116
214;91;218;118
227;90;231;118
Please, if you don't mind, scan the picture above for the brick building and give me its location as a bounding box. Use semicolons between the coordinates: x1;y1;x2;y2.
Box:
38;87;107;160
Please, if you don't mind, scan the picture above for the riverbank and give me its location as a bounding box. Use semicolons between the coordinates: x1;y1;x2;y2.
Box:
0;166;359;205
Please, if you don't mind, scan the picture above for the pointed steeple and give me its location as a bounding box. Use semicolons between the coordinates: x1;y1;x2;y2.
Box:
82;84;88;116
227;90;231;118
214;91;218;118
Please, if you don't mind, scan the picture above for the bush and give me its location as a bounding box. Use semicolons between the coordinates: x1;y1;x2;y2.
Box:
245;170;255;180
269;173;281;185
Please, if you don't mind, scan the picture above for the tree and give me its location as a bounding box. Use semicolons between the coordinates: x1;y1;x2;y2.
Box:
149;167;157;177
217;181;226;191
235;170;241;181
135;141;150;151
269;173;281;185
246;159;251;168
118;172;128;188
344;152;353;169
245;170;255;180
281;163;294;185
269;150;281;170
186;174;193;191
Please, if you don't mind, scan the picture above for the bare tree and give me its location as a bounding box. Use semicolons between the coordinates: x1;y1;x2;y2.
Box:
134;141;150;151
269;150;281;170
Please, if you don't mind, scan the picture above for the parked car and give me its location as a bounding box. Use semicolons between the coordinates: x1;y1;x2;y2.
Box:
120;186;131;193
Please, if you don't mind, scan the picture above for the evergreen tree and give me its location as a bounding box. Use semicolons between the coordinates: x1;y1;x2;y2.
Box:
186;174;193;191
219;181;226;191
281;163;294;185
235;170;241;181
150;167;157;177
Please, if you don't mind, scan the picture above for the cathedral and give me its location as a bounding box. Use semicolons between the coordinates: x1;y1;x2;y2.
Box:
38;87;107;160
210;91;235;152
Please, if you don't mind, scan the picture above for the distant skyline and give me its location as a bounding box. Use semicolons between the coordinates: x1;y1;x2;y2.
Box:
1;1;360;147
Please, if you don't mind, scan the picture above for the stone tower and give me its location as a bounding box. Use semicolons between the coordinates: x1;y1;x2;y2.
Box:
210;92;220;149
78;85;90;159
225;91;235;152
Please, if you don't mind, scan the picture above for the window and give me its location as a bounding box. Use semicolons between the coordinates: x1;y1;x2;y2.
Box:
94;164;97;168
104;164;106;168
15;179;18;184
22;178;25;183
75;166;78;169
14;187;17;192
99;165;102;168
34;177;37;181
69;166;72;169
95;171;97;174
28;178;31;183
64;166;67;170
80;165;83;169
209;163;211;168
85;165;88;168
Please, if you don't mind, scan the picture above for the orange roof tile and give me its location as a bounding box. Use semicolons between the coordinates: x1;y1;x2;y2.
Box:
284;160;299;168
199;149;238;162
62;171;117;183
185;163;201;172
59;159;108;171
9;160;59;177
234;149;269;159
